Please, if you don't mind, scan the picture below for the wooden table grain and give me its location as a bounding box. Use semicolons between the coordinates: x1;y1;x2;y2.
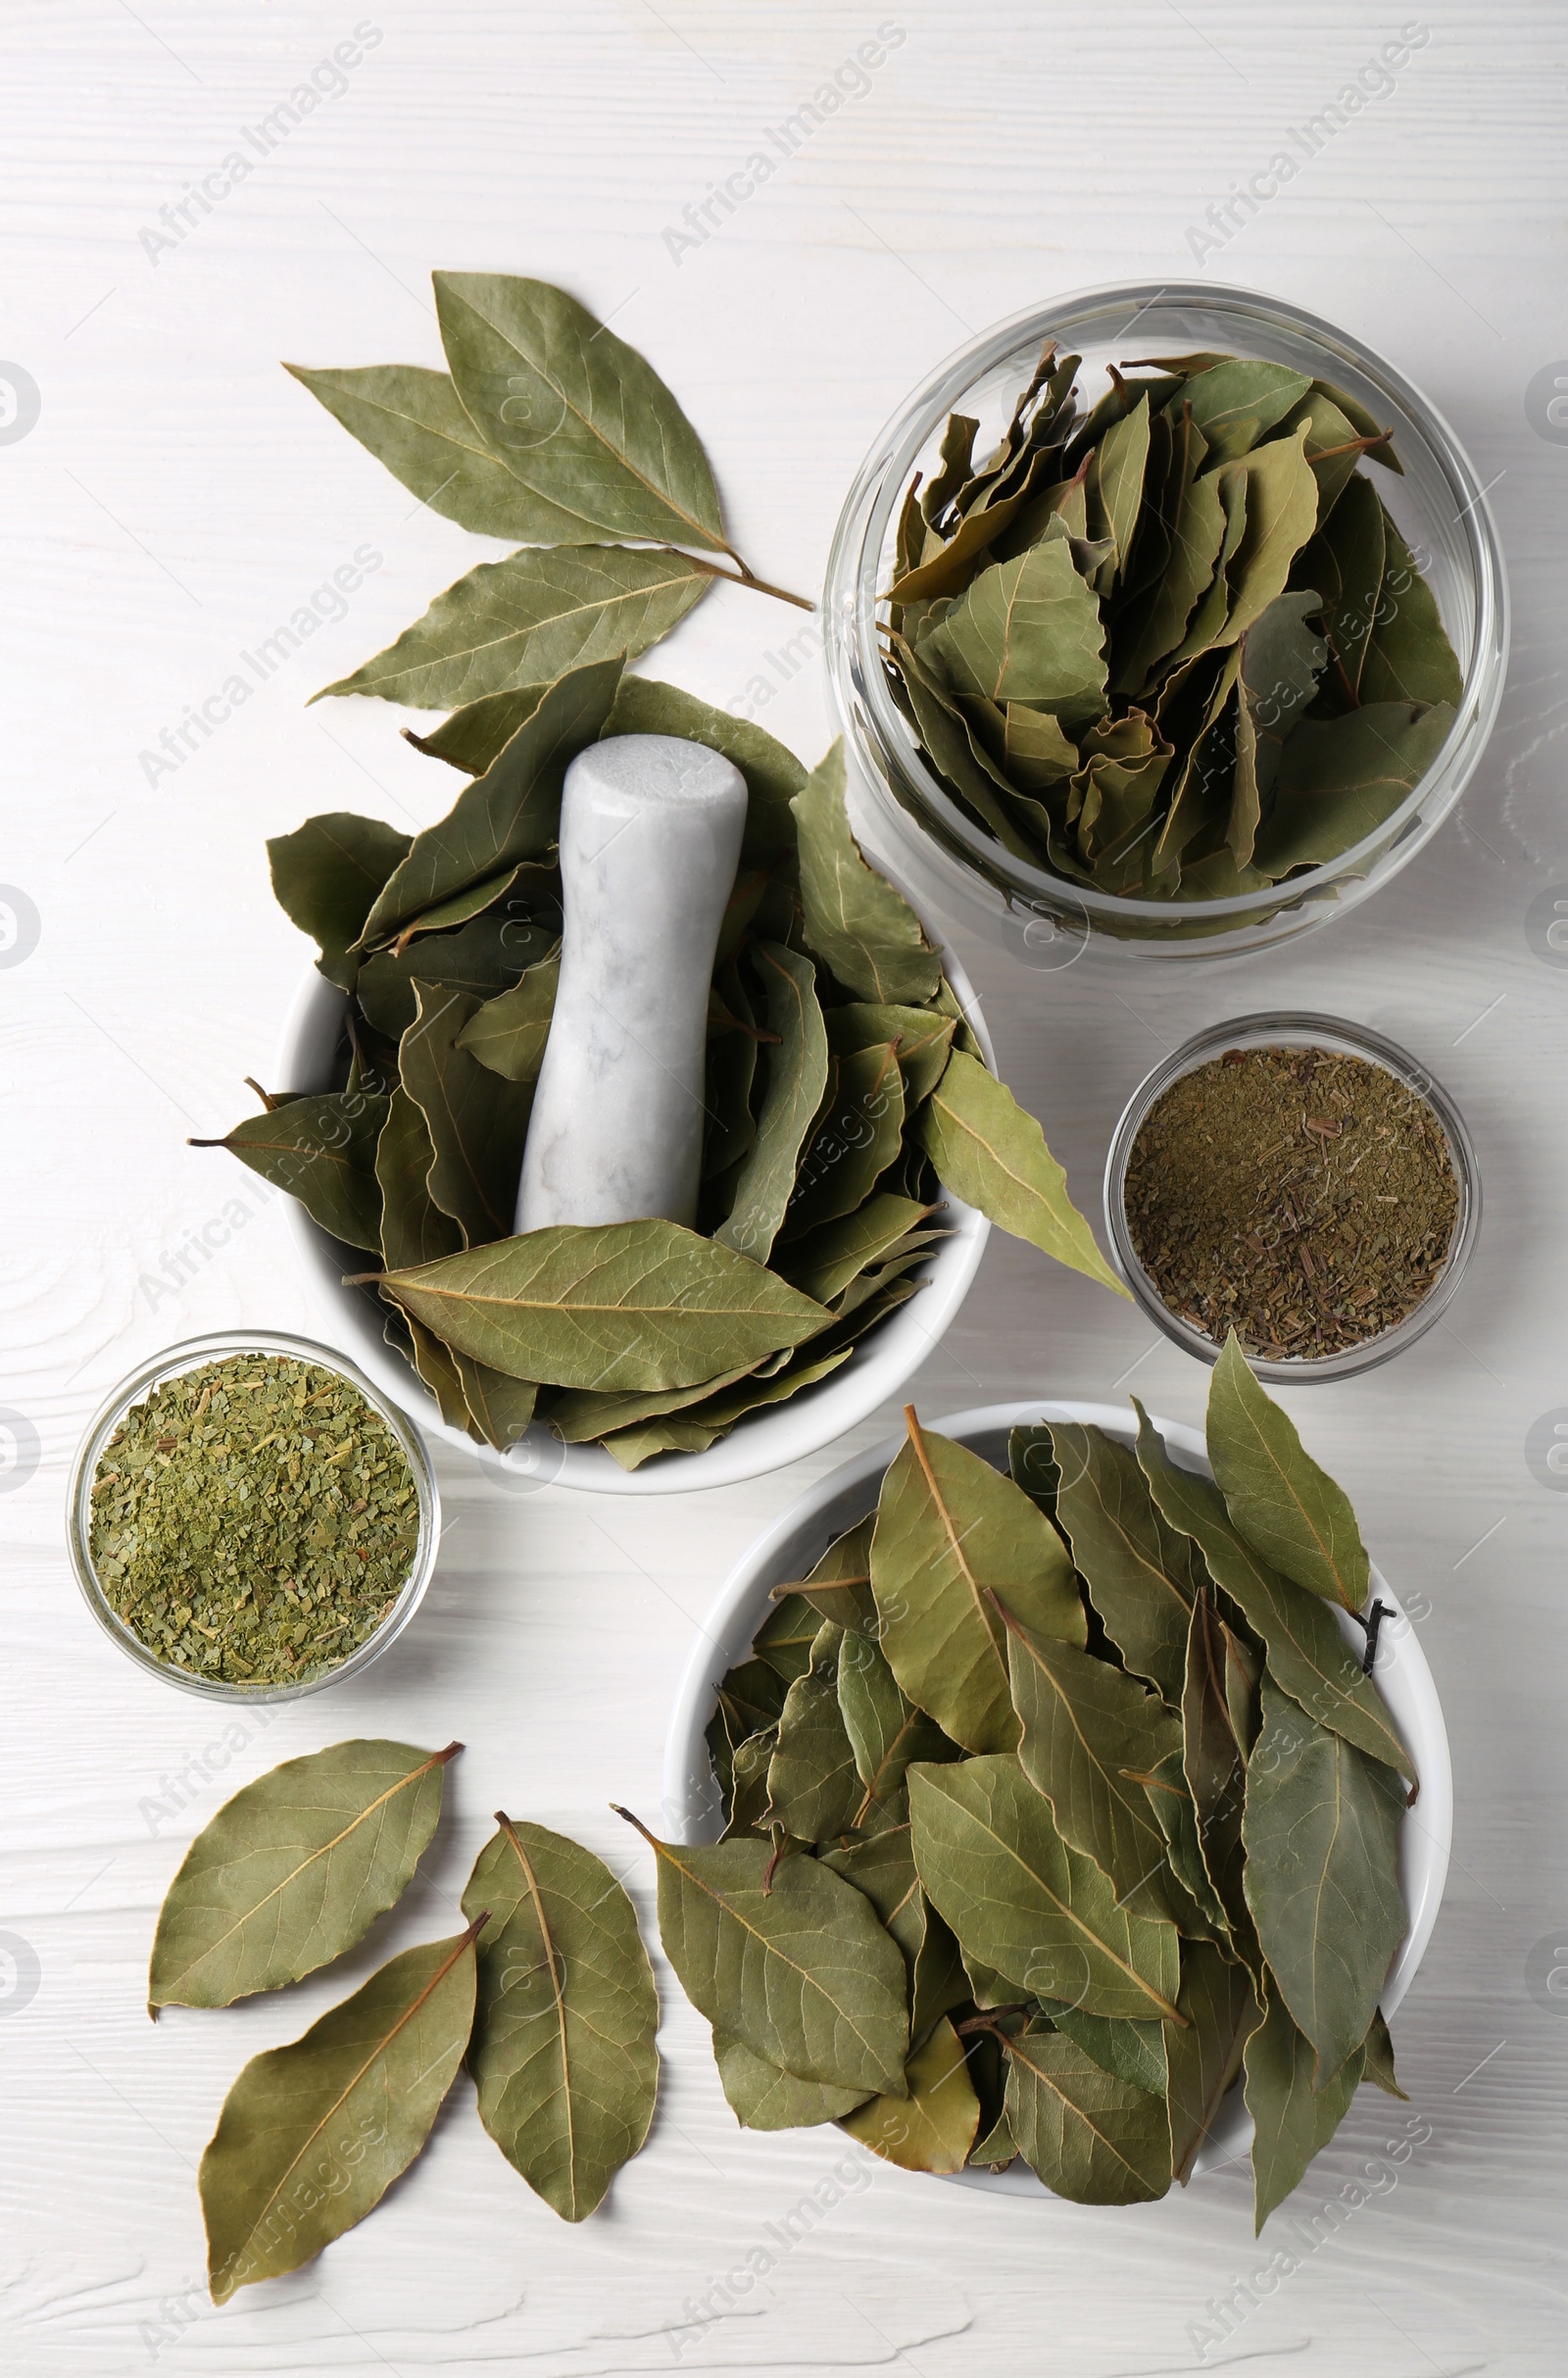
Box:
2;4;1564;2369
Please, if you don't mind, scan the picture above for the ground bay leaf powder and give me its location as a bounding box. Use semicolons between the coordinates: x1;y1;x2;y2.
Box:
1122;1045;1461;1362
88;1352;420;1686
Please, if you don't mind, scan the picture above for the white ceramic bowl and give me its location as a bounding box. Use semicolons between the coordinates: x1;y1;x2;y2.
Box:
272;944;993;1495
662;1399;1451;2190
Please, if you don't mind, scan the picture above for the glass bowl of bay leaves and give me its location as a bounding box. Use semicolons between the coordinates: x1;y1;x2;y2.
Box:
824;280;1508;962
661;1398;1450;2210
68;1331;440;1700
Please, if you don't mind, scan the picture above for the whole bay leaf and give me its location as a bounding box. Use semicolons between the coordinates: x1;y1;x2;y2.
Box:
1357;506;1464;707
751;1596;827;1685
201;1920;480;2301
400;982;535;1246
837;1629;956;1821
318;545;711;710
1181;1589;1250;1942
715;941;828;1264
376;1219;828;1392
887;635;1045;861
461;1815;659;2221
385;857;560;949
357;906;558;1041
918;1049;1125;1295
405;685;548;776
1173;358;1311;466
1242;1679;1406;2088
907;1757;1182;2022
713;2028;870;2129
1252;698;1456;877
149;1739;459;2011
452;1350;537;1450
783;1041;906;1238
766;1621;862;1843
267;812;413;990
284;361;600;543
406;1311;477;1435
455;949;560;1082
545;1360;757;1447
617;1814;909;2094
870;1413;1085;1756
1002;2018;1172;2204
1244;1983;1366;2233
1002;1604;1184;1921
357;657;622;949
1037;2002;1169;2101
1277;386;1371;518
825;1003;955;1110
433;272;729;552
1211;423;1320;652
1048;1420;1201;1706
375;1087;464;1271
1085;395;1151;589
193;1092;386;1253
921;537;1107;719
1164;1939;1262;2184
1110;404;1226;693
1229;590;1327;867
1132;1400;1415;1785
594;1337;858;1470
1207;1332;1369;1610
839;2015;980;2173
791;742;942;1005
780;1191;934;1308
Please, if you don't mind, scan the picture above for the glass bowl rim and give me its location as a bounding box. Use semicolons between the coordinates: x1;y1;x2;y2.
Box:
1101;1010;1481;1382
824;275;1510;924
66;1327;441;1703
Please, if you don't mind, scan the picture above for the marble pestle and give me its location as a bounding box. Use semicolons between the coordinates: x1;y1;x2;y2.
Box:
514;732;748;1234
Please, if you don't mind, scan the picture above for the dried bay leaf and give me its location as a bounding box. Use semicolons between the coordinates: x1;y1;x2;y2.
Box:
318;545;711;710
871;1412;1085;1756
201;1920;481;2300
1361;2006;1407;2099
358;908;557;1041
1293;469;1385;698
1133;1400;1415;1784
617;1815;909;2095
766;1622;862;1843
407;1311;477;1434
1242;1679;1406;2088
1001;2019;1172;2205
400;982;535;1246
1244;1983;1365;2232
907;1757;1183;2023
780;1191;935;1308
1230;591;1327;867
268;812;412;991
783;1041;906;1238
1164;1940;1262;2183
405;684;549;776
713;2029;870;2129
1207;1332;1370;1610
461;1815;659;2220
1181;1589;1250;1943
193;1093;386;1253
918;1049;1125;1295
1138;1748;1231;1947
1357;506;1464;707
791;742;942;1005
840;2015;980;2173
1252;698;1456;877
921;537;1107;720
150;1740;459;2011
452;1351;537;1450
455;948;560;1082
770;1514;878;1637
715;941;828;1265
1048;1420;1201;1705
825;1002;955;1110
433;272;729;553
1171;358;1310;466
1038;2003;1169;2102
376;1220;828;1392
837;1629;957;1821
375;1088;464;1270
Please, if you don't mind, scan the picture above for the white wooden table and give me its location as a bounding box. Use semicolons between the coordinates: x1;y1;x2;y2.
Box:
4;4;1564;2369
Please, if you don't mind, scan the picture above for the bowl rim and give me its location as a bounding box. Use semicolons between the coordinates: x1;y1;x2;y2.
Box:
661;1396;1452;2196
272;928;995;1495
66;1327;441;1702
824;275;1510;928
1102;1010;1482;1383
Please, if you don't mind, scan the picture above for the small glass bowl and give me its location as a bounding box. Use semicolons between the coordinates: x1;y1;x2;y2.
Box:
823;280;1509;965
1102;1014;1481;1382
67;1330;441;1702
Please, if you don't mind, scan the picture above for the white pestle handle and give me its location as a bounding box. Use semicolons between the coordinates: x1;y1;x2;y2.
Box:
514;732;748;1234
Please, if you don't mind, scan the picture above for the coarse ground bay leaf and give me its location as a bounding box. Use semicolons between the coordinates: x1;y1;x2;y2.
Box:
1242;1679;1406;2089
433;272;729;553
374;1220;828;1393
284;362;602;544
357;657;622;948
715;941;828;1265
1048;1420;1202;1706
193;1093;386;1253
1001;2019;1172;2205
400;982;535;1247
870;1412;1085;1756
201;1920;481;2301
456;950;560;1082
318;545;711;710
1132;1400;1415;1786
616;1815;908;2096
1164;1940;1262;2184
461;1815;659;2221
792;742;942;1005
918;1050;1125;1295
907;1757;1182;2023
1244;1984;1366;2232
267;812;412;990
1002;1605;1184;1922
1207;1333;1369;1610
840;2015;980;2173
712;2029;871;2130
149;1740;460;2011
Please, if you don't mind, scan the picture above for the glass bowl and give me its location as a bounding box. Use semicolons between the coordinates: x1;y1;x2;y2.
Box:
1102;1013;1480;1381
823;280;1509;964
67;1329;441;1702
